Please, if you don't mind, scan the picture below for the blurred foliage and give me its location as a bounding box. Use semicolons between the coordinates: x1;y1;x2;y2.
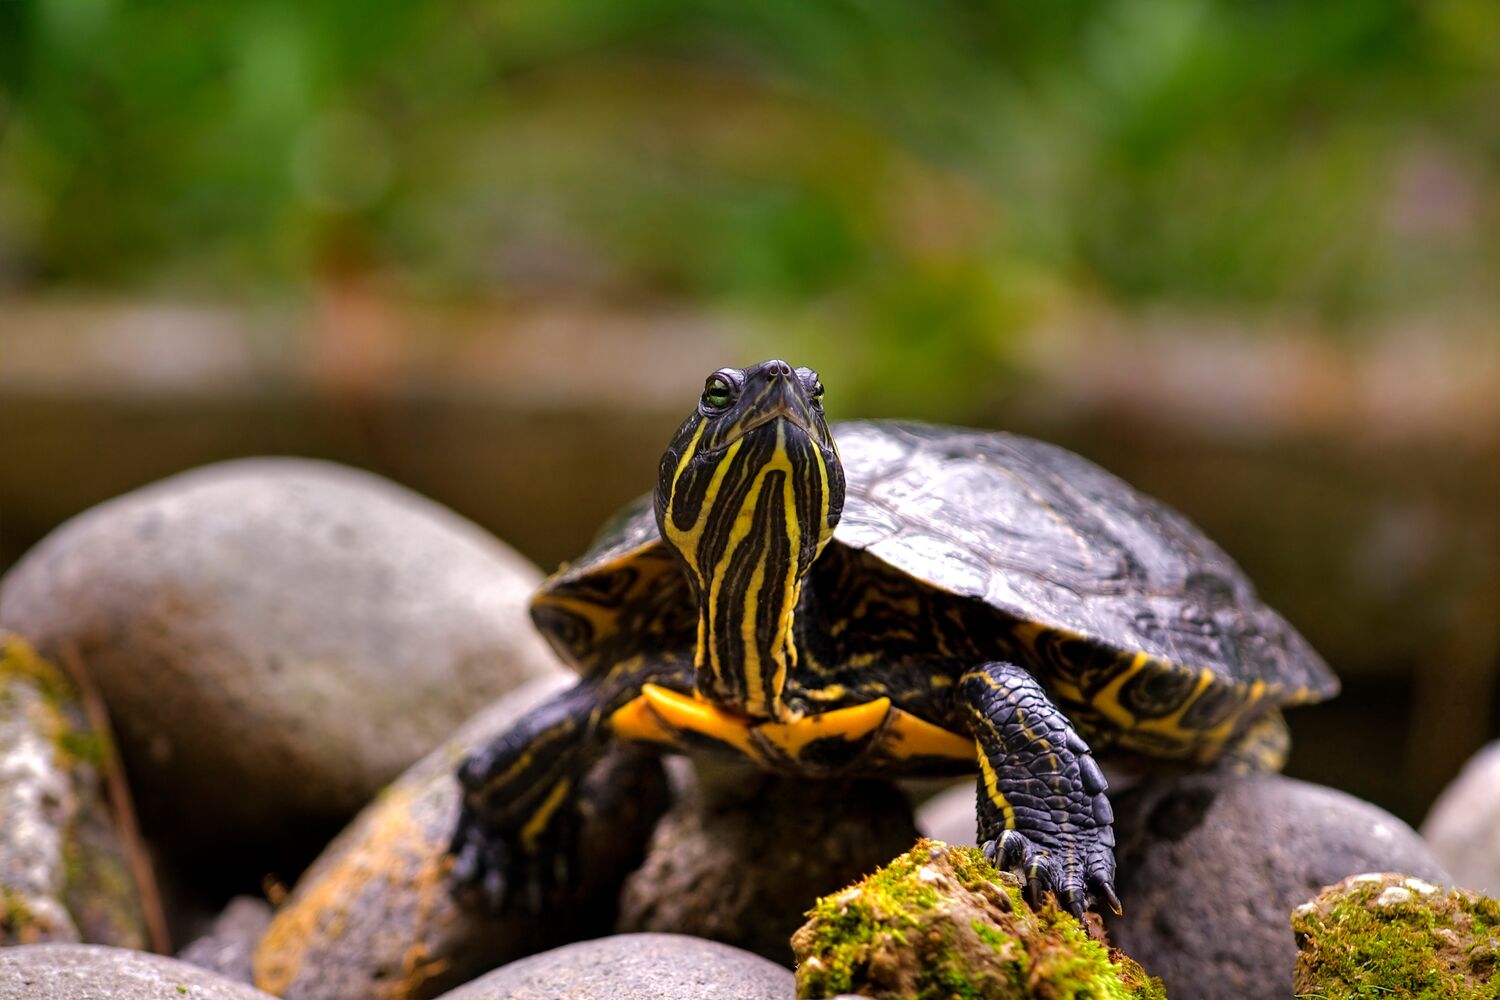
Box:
1;0;1499;409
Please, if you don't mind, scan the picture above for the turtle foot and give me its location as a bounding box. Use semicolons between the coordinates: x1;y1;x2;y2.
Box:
983;826;1119;921
449;793;582;915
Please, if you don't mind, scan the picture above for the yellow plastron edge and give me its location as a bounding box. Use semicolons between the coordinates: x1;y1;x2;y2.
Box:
754;698;892;759
882;706;977;762
609;684;977;766
609;683;761;759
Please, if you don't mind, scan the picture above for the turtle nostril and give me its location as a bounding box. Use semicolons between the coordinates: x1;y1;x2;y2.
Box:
766;360;792;378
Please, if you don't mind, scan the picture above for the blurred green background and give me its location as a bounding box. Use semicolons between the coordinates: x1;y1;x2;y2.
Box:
2;0;1498;821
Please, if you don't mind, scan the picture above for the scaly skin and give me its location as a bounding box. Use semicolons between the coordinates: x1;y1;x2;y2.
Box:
450;656;693;912
961;661;1120;919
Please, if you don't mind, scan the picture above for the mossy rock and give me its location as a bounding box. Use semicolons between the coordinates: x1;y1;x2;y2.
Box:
1292;872;1500;999
0;632;150;949
791;839;1165;1000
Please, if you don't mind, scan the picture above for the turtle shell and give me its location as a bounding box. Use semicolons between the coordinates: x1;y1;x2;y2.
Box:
530;420;1337;716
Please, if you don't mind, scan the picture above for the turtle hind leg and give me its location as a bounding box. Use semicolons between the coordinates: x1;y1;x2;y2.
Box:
451;679;606;912
1213;708;1290;774
961;660;1119;920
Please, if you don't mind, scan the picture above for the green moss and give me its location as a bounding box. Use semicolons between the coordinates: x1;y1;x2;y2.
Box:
2;887;36;934
793;839;1165;1000
0;634;77;708
1294;875;1500;1000
0;633;115;772
973;919;1013;952
56;728;111;766
797;843;943;996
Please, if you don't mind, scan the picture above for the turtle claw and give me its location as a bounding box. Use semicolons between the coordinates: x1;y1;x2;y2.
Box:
1093;876;1123;916
982;826;1117;921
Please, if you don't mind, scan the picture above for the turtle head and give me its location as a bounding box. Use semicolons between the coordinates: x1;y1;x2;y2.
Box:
654;359;845;718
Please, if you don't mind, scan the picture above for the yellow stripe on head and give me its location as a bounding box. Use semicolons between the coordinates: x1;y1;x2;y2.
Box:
652;361;846;722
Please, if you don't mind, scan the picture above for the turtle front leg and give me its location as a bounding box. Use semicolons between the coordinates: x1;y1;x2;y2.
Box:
451;657;690;912
960;660;1120;919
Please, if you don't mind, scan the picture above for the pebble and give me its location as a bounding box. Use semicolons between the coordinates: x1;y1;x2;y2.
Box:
176;896;273;984
913;780;977;847
428;933;794;1000
1421;739;1500;895
0;943;277;999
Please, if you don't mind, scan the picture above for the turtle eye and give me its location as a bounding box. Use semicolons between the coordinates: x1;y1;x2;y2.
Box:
811;380;825;407
702;375;734;410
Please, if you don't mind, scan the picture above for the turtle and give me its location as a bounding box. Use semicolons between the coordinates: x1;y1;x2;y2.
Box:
450;358;1338;918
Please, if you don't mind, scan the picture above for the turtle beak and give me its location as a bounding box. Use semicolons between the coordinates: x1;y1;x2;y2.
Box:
733;360;814;439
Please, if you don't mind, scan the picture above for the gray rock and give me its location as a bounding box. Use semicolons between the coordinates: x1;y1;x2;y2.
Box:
0;632;150;948
0;943;277;999
0;458;560;851
177;896;273;984
1422;739;1500;896
252;675;669;1000
431;933;794;1000
913;781;977;848
617;762;920;965
1103;772;1451;1000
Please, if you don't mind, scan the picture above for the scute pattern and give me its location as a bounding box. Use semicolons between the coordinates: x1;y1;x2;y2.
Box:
835;421;1335;697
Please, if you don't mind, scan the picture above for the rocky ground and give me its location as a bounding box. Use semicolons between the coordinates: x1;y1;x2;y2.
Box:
3;460;1499;998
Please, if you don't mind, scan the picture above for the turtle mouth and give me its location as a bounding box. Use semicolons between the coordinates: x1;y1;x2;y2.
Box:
696;390;815;459
705;410;808;461
738;396;813;438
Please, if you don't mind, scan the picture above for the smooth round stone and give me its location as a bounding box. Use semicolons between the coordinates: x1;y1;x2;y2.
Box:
253;675;669;1000
1103;772;1451;1000
617;762;921;965
430;933;794;1000
0;458;559;849
177;896;273;984
1421;740;1500;896
914;781;977;847
0;943;277;999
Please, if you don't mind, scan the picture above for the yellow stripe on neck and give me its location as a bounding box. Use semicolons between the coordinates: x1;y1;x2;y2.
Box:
708;424;801;719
